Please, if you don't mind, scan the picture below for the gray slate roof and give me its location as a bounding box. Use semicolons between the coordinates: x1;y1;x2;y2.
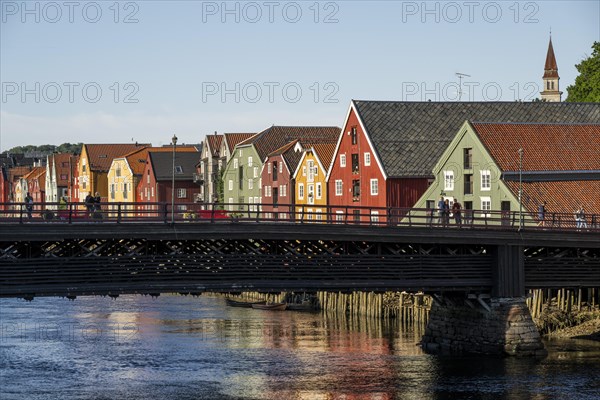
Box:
149;152;200;181
353;101;600;178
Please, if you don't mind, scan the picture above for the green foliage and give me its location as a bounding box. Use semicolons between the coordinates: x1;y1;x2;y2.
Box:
2;143;82;155
566;42;600;102
215;168;225;209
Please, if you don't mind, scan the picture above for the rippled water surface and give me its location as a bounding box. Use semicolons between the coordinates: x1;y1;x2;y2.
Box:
1;295;599;399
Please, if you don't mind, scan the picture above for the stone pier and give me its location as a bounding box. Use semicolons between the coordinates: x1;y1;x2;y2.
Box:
421;297;547;357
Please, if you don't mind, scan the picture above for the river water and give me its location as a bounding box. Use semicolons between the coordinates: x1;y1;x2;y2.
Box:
1;295;599;399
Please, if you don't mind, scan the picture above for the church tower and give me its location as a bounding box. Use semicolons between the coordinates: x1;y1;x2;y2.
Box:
540;36;562;102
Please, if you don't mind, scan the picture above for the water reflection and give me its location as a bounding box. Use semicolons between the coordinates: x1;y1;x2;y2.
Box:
1;295;599;399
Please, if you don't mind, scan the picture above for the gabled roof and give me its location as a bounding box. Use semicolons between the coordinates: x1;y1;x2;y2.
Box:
148;152;200;181
352;100;600;178
8;166;32;181
206;134;224;157
83;144;150;172
121;146;199;176
50;153;73;186
471;122;600;172
266;140;303;174
224;133;256;154
23;166;45;185
237;126;341;161
544;37;559;78
311;143;337;174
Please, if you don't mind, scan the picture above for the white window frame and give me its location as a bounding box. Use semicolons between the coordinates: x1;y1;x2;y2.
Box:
248;179;253;190
335;180;342;196
480;196;491;217
364;152;371;166
444;170;454;191
253;166;258;178
480;170;491;191
316;183;322;199
335;211;344;223
279;162;283;174
307;185;315;205
177;188;187;198
307;160;315;182
228;180;233;191
340;154;346;168
302;166;306;176
233;158;238;169
370;211;379;223
298;184;304;200
370;179;378;195
281;184;286;198
248;157;253;167
268;163;272;174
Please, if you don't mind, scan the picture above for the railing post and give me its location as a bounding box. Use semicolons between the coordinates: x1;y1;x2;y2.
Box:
19;204;23;224
163;203;168;223
68;203;73;224
117;203;122;223
211;203;215;223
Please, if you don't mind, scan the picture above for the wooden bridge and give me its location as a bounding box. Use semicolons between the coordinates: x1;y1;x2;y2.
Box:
0;202;598;299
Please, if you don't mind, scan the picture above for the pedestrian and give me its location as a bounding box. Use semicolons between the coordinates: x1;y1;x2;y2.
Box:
93;192;102;220
452;200;462;226
579;206;587;229
443;199;450;226
437;196;445;225
84;192;95;217
538;201;546;227
58;196;68;220
24;192;34;219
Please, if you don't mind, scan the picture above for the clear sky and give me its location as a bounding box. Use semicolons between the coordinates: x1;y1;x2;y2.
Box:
1;0;599;150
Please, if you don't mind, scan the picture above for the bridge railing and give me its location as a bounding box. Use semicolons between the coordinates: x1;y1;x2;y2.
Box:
0;201;598;232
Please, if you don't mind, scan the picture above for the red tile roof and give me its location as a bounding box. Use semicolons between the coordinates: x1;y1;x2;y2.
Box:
505;180;600;217
311;143;337;172
472;122;600;172
8;166;32;182
206;134;224;157
84;144;150;172
224;133;256;154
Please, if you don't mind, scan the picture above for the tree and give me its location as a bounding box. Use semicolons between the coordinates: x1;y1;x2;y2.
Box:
566;42;600;102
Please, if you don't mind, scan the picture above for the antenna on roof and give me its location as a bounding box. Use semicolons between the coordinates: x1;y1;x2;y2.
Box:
455;72;471;101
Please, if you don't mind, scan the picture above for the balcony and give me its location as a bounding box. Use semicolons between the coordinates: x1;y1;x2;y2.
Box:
193;173;205;185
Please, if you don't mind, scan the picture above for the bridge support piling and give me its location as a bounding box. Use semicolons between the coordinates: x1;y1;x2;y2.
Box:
422;245;546;357
421;296;547;357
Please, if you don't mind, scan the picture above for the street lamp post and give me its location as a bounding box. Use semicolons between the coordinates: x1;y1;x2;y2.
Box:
518;148;523;231
171;134;178;224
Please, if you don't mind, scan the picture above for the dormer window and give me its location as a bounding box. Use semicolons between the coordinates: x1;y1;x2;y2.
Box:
351;127;358;145
175;166;183;174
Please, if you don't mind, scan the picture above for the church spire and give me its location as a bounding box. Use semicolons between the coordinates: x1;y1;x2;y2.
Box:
540;35;562;102
543;36;559;78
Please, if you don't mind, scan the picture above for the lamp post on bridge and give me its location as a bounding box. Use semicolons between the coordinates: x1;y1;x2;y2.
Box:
171;134;178;224
518;148;523;231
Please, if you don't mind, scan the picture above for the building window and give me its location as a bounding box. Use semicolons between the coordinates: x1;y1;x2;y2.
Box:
268;163;272;174
281;184;286;197
116;167;121;177
370;211;379;223
147;171;150;184
335;180;342;196
233;158;238;169
307;160;314;182
279;162;282;174
352;154;359;173
273;161;278;181
464;148;473;169
352;179;360;200
364;152;371;166
298;184;304;199
302;166;306;176
316;183;322;199
444;170;454;191
464;174;473;195
351;127;357;145
480;170;491;191
239;167;243;189
335;211;344;223
228;180;233;191
307;185;315;204
177;188;187;198
248;179;253;190
340;154;346;167
82;182;86;189
248;157;253;167
480;196;491;217
370;179;378;195
60;174;68;180
253;167;258;178
175;166;183;174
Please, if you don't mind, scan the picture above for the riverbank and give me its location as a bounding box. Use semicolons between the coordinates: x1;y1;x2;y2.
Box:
543;310;600;341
